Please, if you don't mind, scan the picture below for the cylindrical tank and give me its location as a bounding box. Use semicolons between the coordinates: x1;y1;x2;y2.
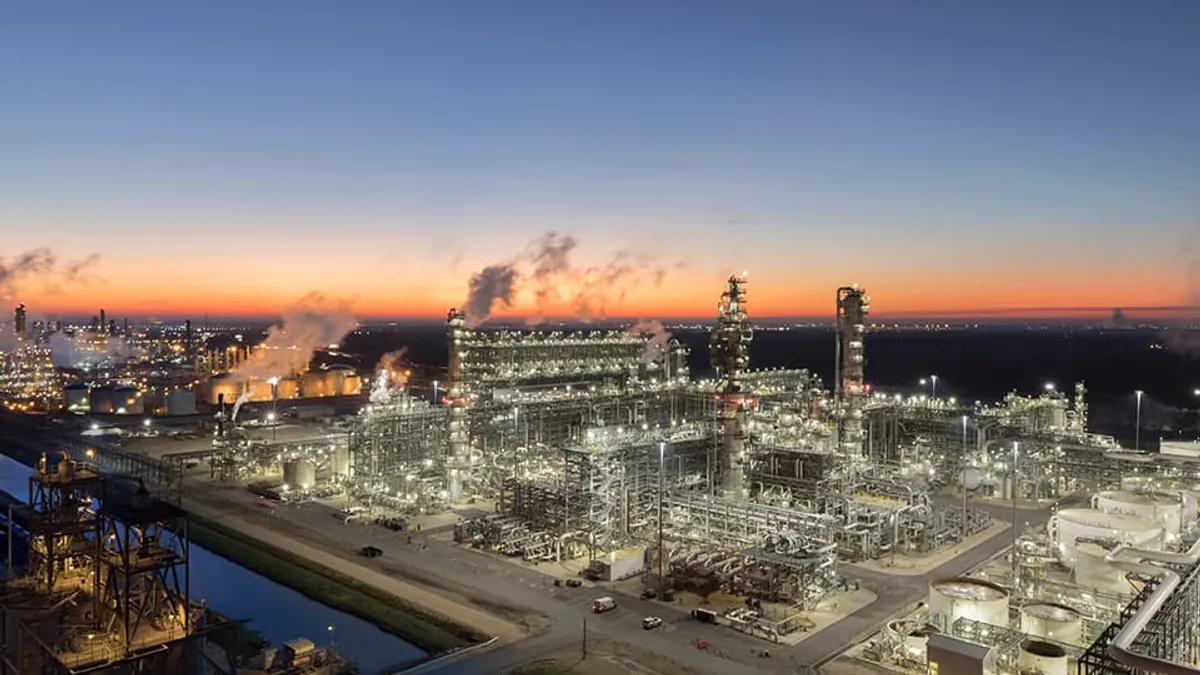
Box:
301;372;326;398
210;375;240;406
282;459;317;490
1074;541;1130;593
330;445;351;478
323;369;341;397
248;380;273;402
1020;603;1083;645
1093;491;1183;540
927;578;1009;628
113;386;143;415
276;377;299;399
1018;640;1068;675
65;384;90;413
1121;475;1157;493
1049;508;1162;567
166;389;197;416
1046;402;1067;429
341;373;362;396
89;386;115;414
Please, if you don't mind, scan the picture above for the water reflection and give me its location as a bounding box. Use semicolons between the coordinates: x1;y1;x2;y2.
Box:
0;453;423;674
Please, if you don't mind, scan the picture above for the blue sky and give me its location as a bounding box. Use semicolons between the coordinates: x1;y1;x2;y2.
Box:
2;1;1197;317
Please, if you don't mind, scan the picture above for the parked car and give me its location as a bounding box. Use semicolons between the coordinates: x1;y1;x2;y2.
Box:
359;545;383;558
642;617;663;630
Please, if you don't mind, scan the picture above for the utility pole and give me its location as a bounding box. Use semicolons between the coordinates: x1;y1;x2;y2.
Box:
961;415;969;539
1011;441;1019;577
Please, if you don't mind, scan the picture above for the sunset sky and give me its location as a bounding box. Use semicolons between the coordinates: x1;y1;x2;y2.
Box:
3;1;1198;321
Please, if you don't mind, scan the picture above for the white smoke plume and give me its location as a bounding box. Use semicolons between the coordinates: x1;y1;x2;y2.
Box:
47;332;143;368
228;293;358;384
626;319;672;364
230;390;253;422
369;349;410;403
0;248;98;352
1159;254;1200;358
464;266;518;328
461;231;671;328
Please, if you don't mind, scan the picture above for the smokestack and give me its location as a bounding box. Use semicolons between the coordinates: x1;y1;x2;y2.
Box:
13;303;26;335
100;309;106;333
185;319;193;360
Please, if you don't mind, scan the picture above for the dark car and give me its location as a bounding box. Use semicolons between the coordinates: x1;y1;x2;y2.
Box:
360;545;383;558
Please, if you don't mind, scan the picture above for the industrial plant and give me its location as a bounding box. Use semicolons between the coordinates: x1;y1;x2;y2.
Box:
3;276;1200;675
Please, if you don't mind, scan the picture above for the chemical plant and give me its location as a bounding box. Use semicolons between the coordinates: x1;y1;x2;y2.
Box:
5;279;1200;675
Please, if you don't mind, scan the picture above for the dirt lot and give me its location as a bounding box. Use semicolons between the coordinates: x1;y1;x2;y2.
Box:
509;639;714;675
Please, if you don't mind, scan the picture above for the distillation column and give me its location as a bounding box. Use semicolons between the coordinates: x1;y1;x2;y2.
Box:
446;309;470;501
835;286;870;461
709;275;753;501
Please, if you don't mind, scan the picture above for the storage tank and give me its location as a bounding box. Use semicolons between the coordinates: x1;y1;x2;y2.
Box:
1121;475;1157;493
65;384;90;413
927;578;1009;628
247;379;273;402
341;373;362;396
282;459;317;490
89;386;115;414
330;445;351;479
209;374;240;406
1093;491;1183;540
1019;602;1083;644
1017;640;1068;675
113;386;143;415
166;389;196;416
1073;541;1131;593
1049;508;1162;567
276;377;299;399
300;372;326;398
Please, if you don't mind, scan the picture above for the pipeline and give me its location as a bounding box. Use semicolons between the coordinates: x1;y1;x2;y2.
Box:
1104;538;1200;674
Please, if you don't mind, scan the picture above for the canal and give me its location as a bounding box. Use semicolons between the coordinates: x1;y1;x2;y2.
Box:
0;453;425;674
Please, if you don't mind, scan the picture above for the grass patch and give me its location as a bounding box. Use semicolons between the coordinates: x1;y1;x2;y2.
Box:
188;514;480;654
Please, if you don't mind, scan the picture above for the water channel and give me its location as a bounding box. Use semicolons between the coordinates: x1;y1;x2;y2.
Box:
0;453;425;674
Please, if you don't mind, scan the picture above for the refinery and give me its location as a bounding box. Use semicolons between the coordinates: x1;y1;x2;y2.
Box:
0;277;1198;675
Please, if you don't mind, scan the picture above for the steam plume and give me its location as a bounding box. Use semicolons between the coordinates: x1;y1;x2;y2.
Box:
1161;255;1200;358
461;231;671;328
229;293;358;384
464;266;518;328
230;390;253;422
626;319;672;364
47;332;143;368
0;248;99;351
369;349;410;403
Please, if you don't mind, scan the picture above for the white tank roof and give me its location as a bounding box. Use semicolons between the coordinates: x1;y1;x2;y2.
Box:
1022;602;1080;622
931;578;1007;601
1056;507;1158;532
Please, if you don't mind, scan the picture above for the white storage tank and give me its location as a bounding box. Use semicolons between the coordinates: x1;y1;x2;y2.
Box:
1093;491;1183;541
65;384;90;413
1018;640;1068;675
1049;508;1162;567
113;386;143;415
928;577;1010;628
1073;541;1131;593
330;445;351;479
1020;602;1083;645
166;389;197;416
89;386;115;414
1121;475;1157;493
282;459;317;490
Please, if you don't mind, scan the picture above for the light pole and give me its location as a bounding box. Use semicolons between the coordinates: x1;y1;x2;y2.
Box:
1011;440;1019;576
432;380;439;404
657;441;666;601
1044;382;1055;394
930;375;938;401
327;624;335;650
1135;390;1144;451
267;411;277;442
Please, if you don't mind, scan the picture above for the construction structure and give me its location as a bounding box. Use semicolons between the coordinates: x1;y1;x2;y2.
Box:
0;452;200;674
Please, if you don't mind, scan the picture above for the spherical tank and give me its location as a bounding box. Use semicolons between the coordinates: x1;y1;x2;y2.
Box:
1049;508;1162;567
300;372;327;398
209;375;240;407
927;577;1010;628
1093;491;1183;540
276;377;299;399
166;389;197;416
65;385;90;413
89;386;115;414
283;459;317;490
113;386;143;415
1018;640;1068;675
1073;541;1129;593
1020;603;1083;644
247;380;273;402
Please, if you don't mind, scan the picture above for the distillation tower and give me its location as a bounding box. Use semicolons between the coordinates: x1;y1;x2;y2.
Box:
445;309;471;501
709;274;753;501
834;285;869;462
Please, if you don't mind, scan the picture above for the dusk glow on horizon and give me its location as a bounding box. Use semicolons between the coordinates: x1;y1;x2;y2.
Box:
3;2;1198;322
